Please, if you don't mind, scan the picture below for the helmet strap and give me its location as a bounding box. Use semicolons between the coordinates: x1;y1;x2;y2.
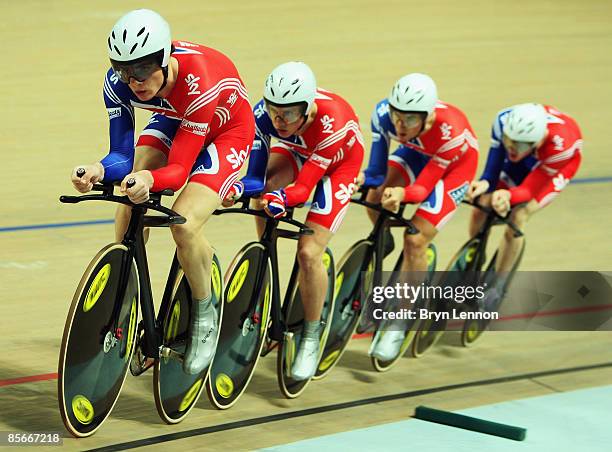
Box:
156;65;169;95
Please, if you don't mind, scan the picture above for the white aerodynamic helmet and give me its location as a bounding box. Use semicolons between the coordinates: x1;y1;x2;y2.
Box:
263;62;317;114
504;103;548;143
107;9;172;67
388;73;438;115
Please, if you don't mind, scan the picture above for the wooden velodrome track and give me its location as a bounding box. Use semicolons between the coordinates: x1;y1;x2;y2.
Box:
1;0;611;450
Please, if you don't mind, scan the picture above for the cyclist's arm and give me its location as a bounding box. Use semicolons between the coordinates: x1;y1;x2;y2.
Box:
242;104;272;193
362;105;390;186
481;112;508;191
100;71;136;182
283;146;337;207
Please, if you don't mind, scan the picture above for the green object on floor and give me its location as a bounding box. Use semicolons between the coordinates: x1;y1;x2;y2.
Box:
414;405;527;441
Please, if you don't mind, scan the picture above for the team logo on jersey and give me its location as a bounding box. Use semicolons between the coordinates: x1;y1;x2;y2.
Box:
226;145;250;170
377;102;390;117
185;74;201;96
227;91;238;107
440;123;453;141
107;107;121;120
553;174;569;192
254;103;265;119
553;135;565;151
447;182;469;206
180;119;209;136
334;182;357;205
110;73;120;85
321;115;335;134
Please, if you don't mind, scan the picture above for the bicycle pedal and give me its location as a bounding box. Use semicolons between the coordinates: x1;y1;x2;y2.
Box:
283;332;295;378
160;346;184;363
130;346;154;376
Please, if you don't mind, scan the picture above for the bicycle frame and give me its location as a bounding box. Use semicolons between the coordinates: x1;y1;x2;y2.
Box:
214;199;313;342
60;184;185;360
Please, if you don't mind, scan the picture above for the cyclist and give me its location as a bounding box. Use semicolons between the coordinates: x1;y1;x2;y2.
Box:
228;62;364;380
360;73;479;360
70;9;255;375
467;103;582;297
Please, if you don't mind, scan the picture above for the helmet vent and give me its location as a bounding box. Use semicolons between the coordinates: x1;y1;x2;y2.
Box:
129;43;138;55
137;27;146;37
107;37;112;51
111;31;115;39
141;33;149;47
282;90;291;98
122;29;127;44
270;87;275;96
291;86;300;95
113;45;122;56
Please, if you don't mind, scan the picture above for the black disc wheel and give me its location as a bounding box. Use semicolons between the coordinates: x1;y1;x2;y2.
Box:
58;244;139;438
206;243;272;409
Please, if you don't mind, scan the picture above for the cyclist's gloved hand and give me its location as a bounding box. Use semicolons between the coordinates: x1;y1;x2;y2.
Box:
262;189;287;219
222;180;244;207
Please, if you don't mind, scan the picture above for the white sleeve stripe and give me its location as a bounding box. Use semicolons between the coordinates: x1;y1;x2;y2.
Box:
315;121;364;151
540;164;558;175
139;129;171;149
436;129;478;154
186;83;248;117
185;80;248;116
184;78;248;116
316;120;357;149
104;78;134;122
544;139;583;164
104;157;131;168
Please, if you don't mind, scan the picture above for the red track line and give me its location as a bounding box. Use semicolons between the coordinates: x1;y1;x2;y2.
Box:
1;304;610;389
0;372;58;387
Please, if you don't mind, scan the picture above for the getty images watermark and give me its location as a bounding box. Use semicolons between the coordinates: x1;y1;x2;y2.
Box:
368;280;498;322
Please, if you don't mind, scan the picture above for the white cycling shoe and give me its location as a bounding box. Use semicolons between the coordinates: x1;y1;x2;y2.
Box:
369;329;406;361
183;300;218;375
290;335;320;381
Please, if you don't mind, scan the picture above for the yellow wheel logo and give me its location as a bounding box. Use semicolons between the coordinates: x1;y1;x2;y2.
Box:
211;261;221;300
261;283;270;338
467;322;479;341
215;373;235;399
318;350;340;372
165;301;181;343
178;379;203;412
427;247;435;266
125;297;137;361
227;260;249;303
83;264;111;312
334;272;344;301
322;252;331;270
465;244;478;263
72;395;94;425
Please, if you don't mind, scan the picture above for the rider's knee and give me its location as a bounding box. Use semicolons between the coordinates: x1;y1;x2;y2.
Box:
297;241;324;271
403;231;430;257
170;215;203;249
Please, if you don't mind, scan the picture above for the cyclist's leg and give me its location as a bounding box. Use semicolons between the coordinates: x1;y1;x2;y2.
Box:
115;113;178;242
291;152;360;379
468;193;491;237
177;109;255;374
252;144;297;237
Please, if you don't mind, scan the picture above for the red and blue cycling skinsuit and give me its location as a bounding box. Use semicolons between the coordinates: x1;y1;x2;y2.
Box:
480;105;582;207
242;89;365;233
363;100;479;229
101;40;254;197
